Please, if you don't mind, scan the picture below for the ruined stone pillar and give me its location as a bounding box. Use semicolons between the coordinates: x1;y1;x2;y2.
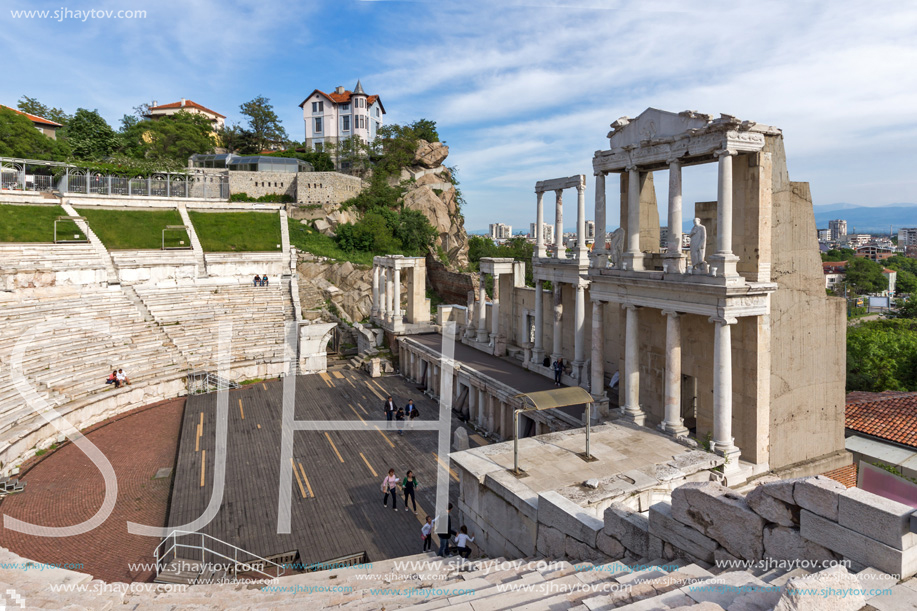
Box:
393;266;402;330
533;280;545;364
551;283;563;361
575;183;588;260
665;160;686;273
385;268;394;323
490;273;500;342
554;189;563;257
371;264;380;316
712;316;741;465
476;272;489;342
379;267;387;320
593;172;607;268
477;387;486;428
624;167;644;271
711;149;739;278
622;304;644;425
590;299;604;396
535;191;546;258
573;282;586;380
662;310;688;436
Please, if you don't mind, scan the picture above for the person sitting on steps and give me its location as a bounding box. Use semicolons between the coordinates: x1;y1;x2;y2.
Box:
262;274;269;287
253;274;261;287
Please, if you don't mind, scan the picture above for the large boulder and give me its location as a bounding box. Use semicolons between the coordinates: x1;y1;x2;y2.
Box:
403;186;452;234
671;481;766;561
414;140;449;168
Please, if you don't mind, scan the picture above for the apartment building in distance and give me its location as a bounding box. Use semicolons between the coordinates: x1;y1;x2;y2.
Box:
829;218;847;241
489;223;513;240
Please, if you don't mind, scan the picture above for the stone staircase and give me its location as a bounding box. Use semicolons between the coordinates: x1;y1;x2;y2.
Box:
59;200;120;285
177;202;208;277
2;544;909;609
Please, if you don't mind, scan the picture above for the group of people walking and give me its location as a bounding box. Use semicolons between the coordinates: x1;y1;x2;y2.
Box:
380;472;475;559
382;396;419;435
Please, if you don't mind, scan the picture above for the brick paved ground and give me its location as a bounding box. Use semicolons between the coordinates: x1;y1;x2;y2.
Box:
0;398;185;583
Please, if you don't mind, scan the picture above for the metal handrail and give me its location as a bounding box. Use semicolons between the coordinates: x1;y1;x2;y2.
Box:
154;529;286;582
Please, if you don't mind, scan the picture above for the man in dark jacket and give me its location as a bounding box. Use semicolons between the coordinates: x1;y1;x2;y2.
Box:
383;396;397;429
437;503;457;557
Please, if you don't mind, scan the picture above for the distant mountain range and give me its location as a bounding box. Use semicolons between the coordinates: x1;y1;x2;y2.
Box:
813;203;917;233
470;203;917;236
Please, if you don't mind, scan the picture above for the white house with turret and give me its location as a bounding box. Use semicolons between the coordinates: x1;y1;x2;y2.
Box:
298;80;385;152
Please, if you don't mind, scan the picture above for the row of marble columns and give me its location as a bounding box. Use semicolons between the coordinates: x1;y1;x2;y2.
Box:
592;150;738;276
588;301;741;462
530;279;587;380
534;184;588;259
371;264;401;324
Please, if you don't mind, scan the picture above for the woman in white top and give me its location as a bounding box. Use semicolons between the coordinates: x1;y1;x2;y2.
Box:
421;515;437;552
452;525;475;558
381;468;399;510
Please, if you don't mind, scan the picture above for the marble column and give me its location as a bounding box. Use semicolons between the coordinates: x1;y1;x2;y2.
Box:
386;269;395;323
624;167;644;271
575;184;588;260
371;264;380;316
711;315;740;464
665;160;686;273
490;273;500;342
590;300;605;396
432;365;440;399
572;283;586;380
379;267;387;320
661;310;688;436
535;191;546;258
711;149;739;278
393;267;402;328
622;304;645;425
554;189;564;258
551;284;563;361
533;280;545;363
593;173;607;268
476;272;489;342
476;387;486;428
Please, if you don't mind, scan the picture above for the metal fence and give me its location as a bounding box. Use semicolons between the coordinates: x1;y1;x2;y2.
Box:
0;158;229;200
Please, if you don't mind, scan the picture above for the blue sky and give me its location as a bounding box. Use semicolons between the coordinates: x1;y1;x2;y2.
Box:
3;0;917;232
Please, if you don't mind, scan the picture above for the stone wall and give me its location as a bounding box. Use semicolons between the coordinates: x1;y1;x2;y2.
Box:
228;171;297;200
294;172;365;206
425;253;474;305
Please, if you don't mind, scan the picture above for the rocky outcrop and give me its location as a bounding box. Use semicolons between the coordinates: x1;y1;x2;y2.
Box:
297;256;374;323
398;140;470;269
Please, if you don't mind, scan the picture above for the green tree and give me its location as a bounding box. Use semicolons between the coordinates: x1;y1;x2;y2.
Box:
67;108;118;160
844;257;888;295
896;270;917;294
847;319;917;391
16;96;71;126
410;118;440;143
822;248;855;262
891;300;917;319
327;135;372;177
119;111;215;163
239;96;287;152
0;107;70;160
396;208;437;253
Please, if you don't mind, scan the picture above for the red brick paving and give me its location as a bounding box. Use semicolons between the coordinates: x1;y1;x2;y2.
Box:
0;398;185;583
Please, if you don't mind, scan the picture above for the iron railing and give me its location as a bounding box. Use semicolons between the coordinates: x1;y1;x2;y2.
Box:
153;530;286;582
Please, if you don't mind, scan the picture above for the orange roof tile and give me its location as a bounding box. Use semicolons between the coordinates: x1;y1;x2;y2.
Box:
0;105;62;127
846;391;917;449
148;100;225;119
822;463;857;488
299;89;385;113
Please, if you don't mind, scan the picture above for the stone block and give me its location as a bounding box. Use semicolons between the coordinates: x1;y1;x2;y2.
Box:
671;481;765;561
565;536;614;565
838;486;917;551
537;491;603;547
763;525;837;564
603;504;649;557
800;509;917;578
595;532;626;560
648;502;717;564
682;571;768;608
747;484;800;527
648;533;664;560
793;476;845;521
774;565;865;611
536;524;566;559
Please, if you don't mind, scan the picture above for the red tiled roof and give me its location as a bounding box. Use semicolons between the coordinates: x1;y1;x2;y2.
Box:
822;260;848;274
0;105;62;127
148;100;225;119
846;391;917;449
822;463;858;488
299;90;385;114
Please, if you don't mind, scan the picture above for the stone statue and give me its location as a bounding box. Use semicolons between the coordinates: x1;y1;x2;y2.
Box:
608;227;625;269
688;218;708;273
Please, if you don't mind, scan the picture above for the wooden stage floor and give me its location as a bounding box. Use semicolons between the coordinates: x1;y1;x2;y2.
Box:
168;369;464;567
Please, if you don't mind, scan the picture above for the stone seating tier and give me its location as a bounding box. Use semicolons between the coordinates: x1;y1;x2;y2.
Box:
1;543;906;609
